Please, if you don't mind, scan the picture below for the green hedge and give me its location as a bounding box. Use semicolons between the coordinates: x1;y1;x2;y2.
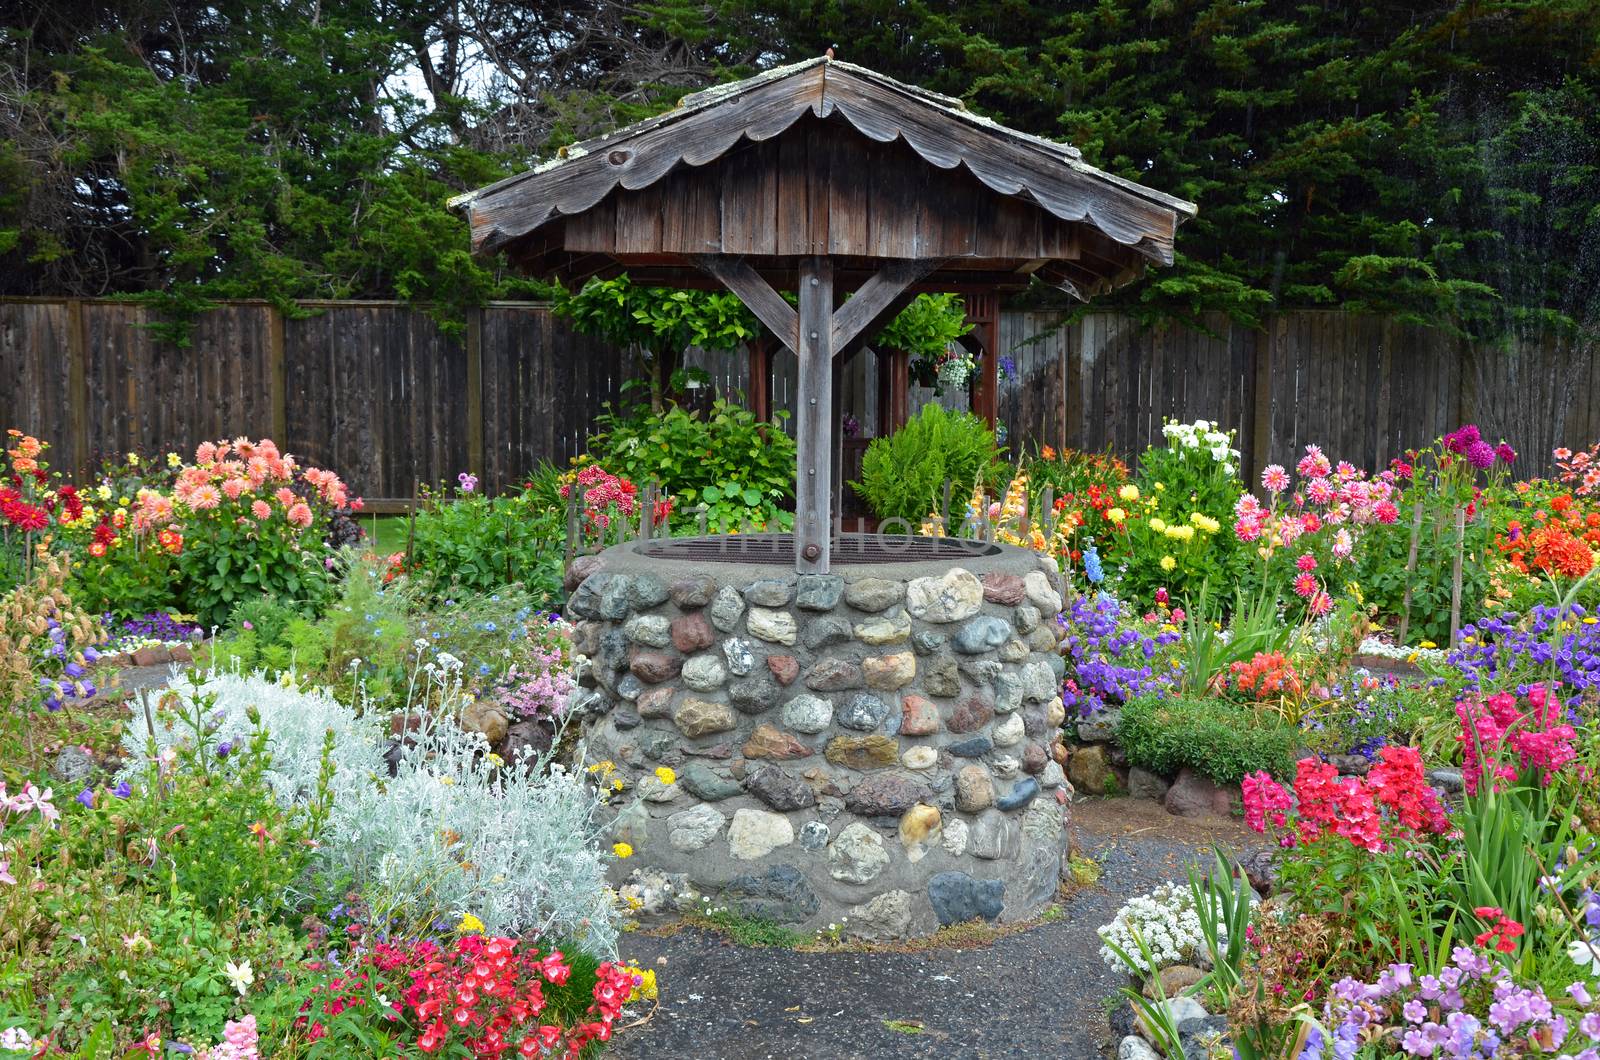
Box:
1116;694;1299;786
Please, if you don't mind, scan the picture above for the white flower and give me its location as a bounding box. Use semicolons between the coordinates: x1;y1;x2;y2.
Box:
1;1027;34;1052
224;959;255;996
1569;938;1600;974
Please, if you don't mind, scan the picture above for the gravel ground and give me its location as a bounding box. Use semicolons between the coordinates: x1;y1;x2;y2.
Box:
611;798;1258;1060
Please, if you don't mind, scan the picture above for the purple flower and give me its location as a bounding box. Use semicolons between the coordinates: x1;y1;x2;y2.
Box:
1495;442;1516;464
1400;1027;1436;1055
63;661;85;679
216;740;233;758
75;787;94;808
1403;999;1426;1023
112;780;131;799
458;471;479;493
1466;439;1497;470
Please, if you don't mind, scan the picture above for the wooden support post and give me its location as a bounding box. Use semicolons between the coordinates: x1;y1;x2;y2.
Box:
831;357;844;541
887;347;910;433
796;256;834;573
748;336;772;422
963;291;1001;428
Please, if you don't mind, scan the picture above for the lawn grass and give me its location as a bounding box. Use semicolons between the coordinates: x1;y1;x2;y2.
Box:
357;513;412;556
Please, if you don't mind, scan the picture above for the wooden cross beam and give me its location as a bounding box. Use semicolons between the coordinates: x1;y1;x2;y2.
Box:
692;255;945;572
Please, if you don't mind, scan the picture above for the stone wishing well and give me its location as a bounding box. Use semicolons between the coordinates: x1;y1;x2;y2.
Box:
567;540;1071;937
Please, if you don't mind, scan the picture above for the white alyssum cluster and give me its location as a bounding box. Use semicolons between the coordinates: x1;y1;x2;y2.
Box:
1161;418;1241;475
1356;636;1446;665
119;667;619;956
1097;882;1206;974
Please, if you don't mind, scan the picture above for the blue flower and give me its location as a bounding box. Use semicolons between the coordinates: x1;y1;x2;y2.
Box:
1083;543;1105;585
76;788;95;808
113;780;131;799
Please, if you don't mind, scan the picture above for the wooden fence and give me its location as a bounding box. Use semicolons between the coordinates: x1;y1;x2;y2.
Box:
2;297;1595;507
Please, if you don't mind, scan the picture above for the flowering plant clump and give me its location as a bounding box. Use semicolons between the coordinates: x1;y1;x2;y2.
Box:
0;555;105;766
1302;944;1600;1059
1097;881;1209;974
47;437;357;625
1024;445;1131;561
1456;685;1578;795
1555;443;1600;498
1236;443;1399;620
1242;746;1449;852
485;614;577;722
1448;604;1600;701
1226;651;1305;702
1058;593;1180;718
1495;484;1600;587
296;933;636;1058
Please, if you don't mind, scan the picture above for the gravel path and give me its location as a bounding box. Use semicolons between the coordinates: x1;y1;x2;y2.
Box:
611;798;1257;1060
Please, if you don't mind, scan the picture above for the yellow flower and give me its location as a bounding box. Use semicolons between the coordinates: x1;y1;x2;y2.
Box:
1106;507;1126;524
1419;640;1437;649
456;912;485;934
1159;555;1176;571
629;968;659;1002
166;452;181;468
654;766;677;786
1164;525;1195;542
96;485;111;500
1149;517;1167;533
1189;513;1220;534
439;776;455;786
611;778;624;792
613;842;634;859
487;752;504;767
1118;484;1140;502
1154;482;1166;491
126;452;139;466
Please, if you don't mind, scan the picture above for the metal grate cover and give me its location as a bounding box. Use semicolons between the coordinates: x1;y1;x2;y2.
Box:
632;533;1000;565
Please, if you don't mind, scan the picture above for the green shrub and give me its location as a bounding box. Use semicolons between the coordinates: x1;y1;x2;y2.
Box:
851;403;1003;524
1116;693;1299;786
587;398;795;520
406;470;566;604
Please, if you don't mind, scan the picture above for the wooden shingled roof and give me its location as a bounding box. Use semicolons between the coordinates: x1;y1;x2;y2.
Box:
452;57;1197;300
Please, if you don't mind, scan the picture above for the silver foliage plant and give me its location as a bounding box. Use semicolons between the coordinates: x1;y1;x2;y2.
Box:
116;670;386;808
117;664;620;956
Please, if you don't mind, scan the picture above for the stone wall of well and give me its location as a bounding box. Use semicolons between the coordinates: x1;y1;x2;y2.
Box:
565;541;1073;938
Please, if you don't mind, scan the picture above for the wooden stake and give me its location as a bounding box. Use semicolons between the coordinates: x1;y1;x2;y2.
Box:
1449;505;1467;648
1396;498;1426;646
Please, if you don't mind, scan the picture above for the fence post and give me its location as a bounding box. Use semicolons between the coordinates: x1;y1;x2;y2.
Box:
267;304;287;444
466;307;485;484
66;298;88;476
1248;316;1276;489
